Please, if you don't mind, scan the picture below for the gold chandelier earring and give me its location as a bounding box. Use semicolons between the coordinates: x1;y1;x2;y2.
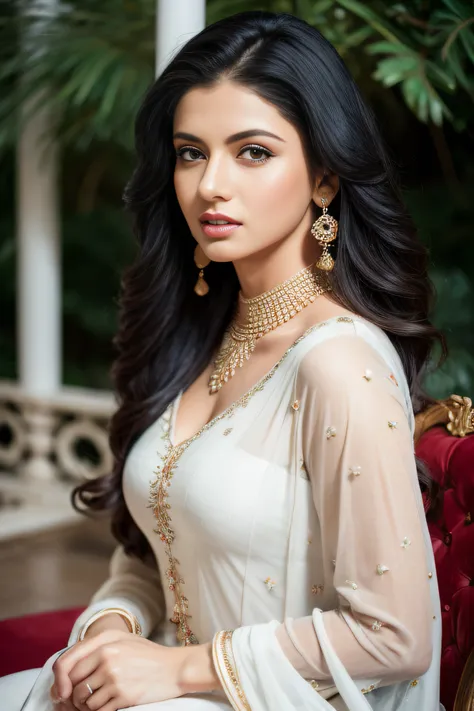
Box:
311;197;338;272
194;244;211;296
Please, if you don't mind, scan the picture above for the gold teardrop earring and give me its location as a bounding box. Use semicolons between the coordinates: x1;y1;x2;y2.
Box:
311;197;338;272
194;244;211;296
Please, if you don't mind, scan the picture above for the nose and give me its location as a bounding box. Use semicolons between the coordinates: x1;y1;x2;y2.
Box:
197;153;233;202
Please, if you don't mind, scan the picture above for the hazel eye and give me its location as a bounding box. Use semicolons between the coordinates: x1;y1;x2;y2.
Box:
176;147;204;161
239;145;273;163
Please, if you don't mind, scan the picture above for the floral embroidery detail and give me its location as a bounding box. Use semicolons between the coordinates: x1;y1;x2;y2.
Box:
149;440;199;646
362;684;376;694
337;316;354;323
410;680;419;687
310;680;320;690
401;536;411;549
363;369;373;382
388;420;398;429
389;373;399;387
311;584;324;595
346;580;358;590
264;577;276;591
291;400;300;411
223;428;233;436
376;564;390;576
372;620;383;631
326;426;337;439
349;466;362;478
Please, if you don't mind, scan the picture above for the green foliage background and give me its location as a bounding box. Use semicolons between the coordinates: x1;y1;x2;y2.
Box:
0;0;473;395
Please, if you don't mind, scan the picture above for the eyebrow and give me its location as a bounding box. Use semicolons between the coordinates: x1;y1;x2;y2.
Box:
172;129;285;144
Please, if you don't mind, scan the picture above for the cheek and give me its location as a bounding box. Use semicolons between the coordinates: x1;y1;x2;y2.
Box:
248;160;311;227
262;164;305;203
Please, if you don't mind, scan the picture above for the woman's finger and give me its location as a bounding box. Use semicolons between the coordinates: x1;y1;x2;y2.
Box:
71;670;106;711
49;684;75;709
84;685;117;711
69;650;102;687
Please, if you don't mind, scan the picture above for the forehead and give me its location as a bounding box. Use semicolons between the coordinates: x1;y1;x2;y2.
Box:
173;79;296;140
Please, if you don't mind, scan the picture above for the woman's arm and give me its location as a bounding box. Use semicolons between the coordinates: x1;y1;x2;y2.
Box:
274;334;434;683
68;545;166;644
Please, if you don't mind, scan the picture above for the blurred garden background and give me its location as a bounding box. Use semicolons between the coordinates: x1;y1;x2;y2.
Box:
1;0;473;397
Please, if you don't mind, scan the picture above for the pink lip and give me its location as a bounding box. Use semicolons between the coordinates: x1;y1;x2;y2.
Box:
199;211;241;223
201;223;241;238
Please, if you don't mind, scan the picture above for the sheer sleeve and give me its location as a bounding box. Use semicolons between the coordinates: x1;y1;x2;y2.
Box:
68;545;165;644
274;333;434;684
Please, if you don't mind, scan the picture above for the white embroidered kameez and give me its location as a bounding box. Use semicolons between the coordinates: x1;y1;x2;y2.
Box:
1;316;442;710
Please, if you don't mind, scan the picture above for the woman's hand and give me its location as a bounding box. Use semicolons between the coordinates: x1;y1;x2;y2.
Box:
50;629;220;711
50;613;130;708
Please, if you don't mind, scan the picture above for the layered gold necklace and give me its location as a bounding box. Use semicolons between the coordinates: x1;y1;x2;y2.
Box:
208;263;331;394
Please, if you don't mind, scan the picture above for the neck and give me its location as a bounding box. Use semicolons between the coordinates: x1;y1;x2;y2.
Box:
234;237;321;301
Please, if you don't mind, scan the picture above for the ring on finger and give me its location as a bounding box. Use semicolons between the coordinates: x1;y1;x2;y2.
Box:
80;682;95;704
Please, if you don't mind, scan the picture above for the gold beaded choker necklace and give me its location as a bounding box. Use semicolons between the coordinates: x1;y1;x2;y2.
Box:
208;263;331;394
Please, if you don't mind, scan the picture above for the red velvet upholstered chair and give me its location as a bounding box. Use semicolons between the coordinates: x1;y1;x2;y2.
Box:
0;396;473;710
414;394;474;711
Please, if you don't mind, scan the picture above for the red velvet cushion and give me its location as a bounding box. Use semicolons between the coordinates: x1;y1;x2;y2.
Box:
0;607;84;677
416;426;474;711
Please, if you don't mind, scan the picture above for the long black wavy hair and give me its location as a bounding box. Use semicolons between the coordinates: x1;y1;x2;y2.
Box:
73;11;446;558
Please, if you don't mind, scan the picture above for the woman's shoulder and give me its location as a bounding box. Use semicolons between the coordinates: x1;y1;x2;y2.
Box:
294;312;403;395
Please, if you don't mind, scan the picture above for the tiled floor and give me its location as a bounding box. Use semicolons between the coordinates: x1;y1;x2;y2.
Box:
0;518;116;620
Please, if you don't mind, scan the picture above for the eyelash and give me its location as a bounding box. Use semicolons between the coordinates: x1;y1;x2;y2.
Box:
175;144;273;165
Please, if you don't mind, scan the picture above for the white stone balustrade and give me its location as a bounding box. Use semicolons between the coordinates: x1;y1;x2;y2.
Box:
0;381;115;539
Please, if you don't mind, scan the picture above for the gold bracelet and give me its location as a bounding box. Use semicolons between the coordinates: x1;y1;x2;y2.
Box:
78;607;143;641
212;630;251;711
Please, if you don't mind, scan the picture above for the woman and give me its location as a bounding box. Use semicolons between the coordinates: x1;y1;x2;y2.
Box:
1;10;445;711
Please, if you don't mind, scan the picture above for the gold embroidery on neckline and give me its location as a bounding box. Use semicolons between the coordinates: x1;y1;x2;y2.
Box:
149;314;356;645
170;315;355;449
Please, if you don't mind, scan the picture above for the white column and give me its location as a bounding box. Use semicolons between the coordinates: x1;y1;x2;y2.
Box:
17;0;61;397
156;0;206;77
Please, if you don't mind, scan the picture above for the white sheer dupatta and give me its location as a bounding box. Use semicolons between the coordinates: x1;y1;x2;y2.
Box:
229;619;374;711
216;320;441;711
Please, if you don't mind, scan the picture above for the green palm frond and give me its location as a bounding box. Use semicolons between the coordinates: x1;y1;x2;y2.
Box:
1;0;155;152
330;0;474;125
367;41;455;125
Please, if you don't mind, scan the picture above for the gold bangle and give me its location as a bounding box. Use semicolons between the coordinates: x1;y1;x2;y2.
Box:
212;630;251;711
78;607;143;641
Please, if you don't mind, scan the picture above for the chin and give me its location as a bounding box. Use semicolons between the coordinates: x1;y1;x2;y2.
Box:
201;240;248;263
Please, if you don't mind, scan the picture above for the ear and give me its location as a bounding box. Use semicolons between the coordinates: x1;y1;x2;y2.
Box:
312;169;340;209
